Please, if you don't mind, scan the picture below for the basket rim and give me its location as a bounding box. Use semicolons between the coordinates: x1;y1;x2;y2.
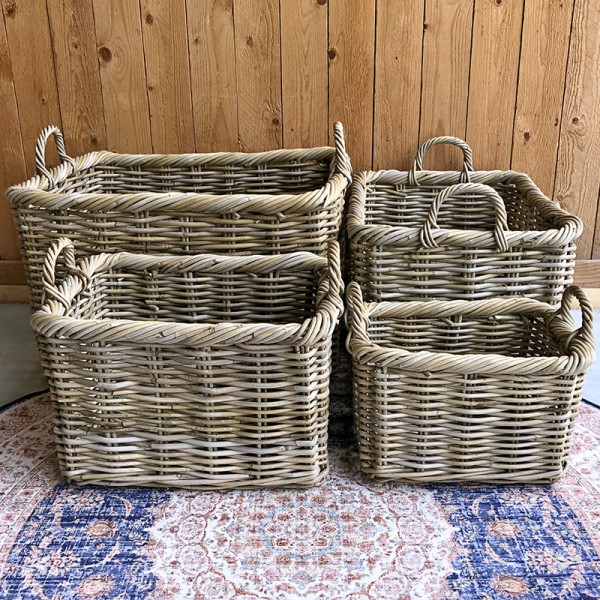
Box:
32;249;344;347
346;286;595;376
347;169;583;248
7;147;348;213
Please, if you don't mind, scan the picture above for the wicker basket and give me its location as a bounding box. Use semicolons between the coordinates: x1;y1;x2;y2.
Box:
9;124;351;308
32;238;343;489
348;136;582;304
346;282;595;483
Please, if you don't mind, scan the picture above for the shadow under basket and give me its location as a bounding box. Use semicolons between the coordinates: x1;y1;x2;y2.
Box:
32;239;343;490
346;283;595;483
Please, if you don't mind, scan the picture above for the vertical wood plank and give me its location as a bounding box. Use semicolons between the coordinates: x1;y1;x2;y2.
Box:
280;0;328;148
47;0;108;156
419;0;474;170
511;0;574;196
0;12;26;259
2;0;62;174
93;0;152;153
234;0;282;152
140;0;195;153
554;0;600;260
373;0;424;170
465;0;524;170
329;0;376;170
186;0;239;152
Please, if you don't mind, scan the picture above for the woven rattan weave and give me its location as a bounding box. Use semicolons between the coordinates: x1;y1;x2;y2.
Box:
348;137;582;304
32;239;343;489
346;282;595;483
9;124;351;308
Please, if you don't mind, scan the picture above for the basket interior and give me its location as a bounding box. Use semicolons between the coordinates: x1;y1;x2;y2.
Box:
368;312;564;358
56;158;332;195
74;266;324;325
364;180;557;232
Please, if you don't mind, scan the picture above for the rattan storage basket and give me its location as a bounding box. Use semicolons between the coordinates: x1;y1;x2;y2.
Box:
346;282;595;483
32;238;343;489
9;124;351;309
348;137;582;304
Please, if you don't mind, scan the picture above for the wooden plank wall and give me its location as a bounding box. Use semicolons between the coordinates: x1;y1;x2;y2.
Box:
1;0;599;292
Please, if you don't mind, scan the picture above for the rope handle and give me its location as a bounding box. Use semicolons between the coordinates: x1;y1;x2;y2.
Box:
42;238;86;309
345;282;370;349
409;136;474;186
333;122;353;183
327;241;344;299
35;125;77;188
550;285;595;355
420;183;510;252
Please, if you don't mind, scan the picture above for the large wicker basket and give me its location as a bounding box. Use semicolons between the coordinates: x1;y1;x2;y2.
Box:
348;137;582;304
346;282;595;483
32;239;343;489
9;124;351;309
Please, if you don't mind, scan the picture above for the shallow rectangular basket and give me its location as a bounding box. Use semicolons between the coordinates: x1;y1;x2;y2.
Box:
347;136;582;304
9;124;351;309
32;239;343;489
346;282;595;483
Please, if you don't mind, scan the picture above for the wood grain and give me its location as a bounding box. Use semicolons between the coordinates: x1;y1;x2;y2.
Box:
0;261;26;285
140;0;195;153
554;0;600;260
329;0;376;170
419;0;475;170
92;0;152;153
0;12;26;260
0;285;29;303
573;260;600;288
2;0;62;174
47;0;107;156
465;0;524;170
373;0;424;170
280;0;328;148
234;0;282;151
187;0;239;152
511;0;575;196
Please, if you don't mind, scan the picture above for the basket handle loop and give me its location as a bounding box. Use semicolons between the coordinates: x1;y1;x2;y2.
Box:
42;237;84;309
420;183;510;252
345;282;370;348
35;125;77;188
409;136;474;186
333;122;353;183
327;240;344;298
552;285;595;357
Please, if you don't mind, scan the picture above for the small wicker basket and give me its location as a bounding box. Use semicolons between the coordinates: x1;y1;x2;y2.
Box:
9;124;351;308
346;282;595;483
348;137;582;304
32;239;343;489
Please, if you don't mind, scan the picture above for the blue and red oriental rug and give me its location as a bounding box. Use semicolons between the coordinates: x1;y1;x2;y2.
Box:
0;392;599;599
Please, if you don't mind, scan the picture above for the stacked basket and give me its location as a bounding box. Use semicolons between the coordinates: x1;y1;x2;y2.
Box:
9;125;351;489
346;137;595;483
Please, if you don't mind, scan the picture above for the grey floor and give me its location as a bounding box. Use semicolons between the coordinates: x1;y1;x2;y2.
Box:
0;303;598;408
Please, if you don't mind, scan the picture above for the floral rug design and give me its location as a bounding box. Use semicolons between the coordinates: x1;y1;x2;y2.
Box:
0;393;599;599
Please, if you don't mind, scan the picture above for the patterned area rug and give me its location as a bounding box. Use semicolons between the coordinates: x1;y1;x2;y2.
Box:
1;392;599;599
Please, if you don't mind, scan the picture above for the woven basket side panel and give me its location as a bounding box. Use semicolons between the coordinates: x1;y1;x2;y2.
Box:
353;364;583;483
62;161;331;195
48;338;331;489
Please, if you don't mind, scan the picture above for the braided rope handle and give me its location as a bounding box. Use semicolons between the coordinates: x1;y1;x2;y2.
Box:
42;238;87;309
327;241;344;298
333;122;352;183
549;285;595;357
35;125;77;188
419;183;509;252
409;136;474;185
345;282;370;348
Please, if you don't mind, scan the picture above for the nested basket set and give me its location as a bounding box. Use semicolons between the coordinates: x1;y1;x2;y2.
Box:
8;127;595;488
